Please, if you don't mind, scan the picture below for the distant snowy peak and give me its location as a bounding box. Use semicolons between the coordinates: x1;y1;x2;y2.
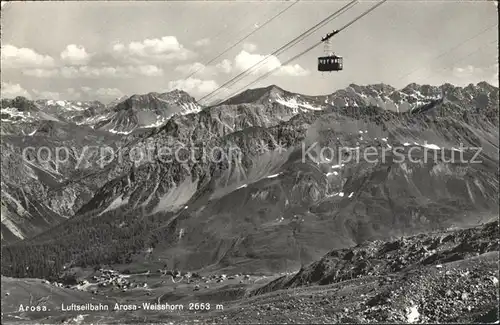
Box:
34;98;106;112
1;96;39;112
94;89;202;134
1;106;37;123
220;82;497;115
325;83;441;112
221;85;286;105
1;97;38;123
327;82;498;113
348;83;397;97
38;99;84;111
0;91;202;136
1;98;61;125
2;82;496;136
34;99;109;127
221;83;414;112
220;84;325;111
274;94;324;112
113;89;201;115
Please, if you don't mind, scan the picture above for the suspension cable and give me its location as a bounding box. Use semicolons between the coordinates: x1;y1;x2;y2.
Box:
395;22;498;84
218;0;388;104
194;3;249;49
198;0;360;104
185;1;300;80
419;39;497;82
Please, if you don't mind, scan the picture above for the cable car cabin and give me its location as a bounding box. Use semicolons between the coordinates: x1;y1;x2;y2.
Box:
318;55;343;72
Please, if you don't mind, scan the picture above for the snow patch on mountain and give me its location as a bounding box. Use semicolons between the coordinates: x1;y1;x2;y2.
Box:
93;90;202;134
1;107;35;123
275;94;322;111
422;143;441;150
98;195;129;216
152;178;198;214
75;113;112;126
142;117;169;129
109;128;134;135
1;203;26;240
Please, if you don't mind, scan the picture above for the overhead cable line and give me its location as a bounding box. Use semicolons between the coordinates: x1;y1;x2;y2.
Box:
218;0;388;104
198;0;360;104
185;0;300;80
199;4;255;47
395;22;498;84
199;0;358;103
419;39;498;81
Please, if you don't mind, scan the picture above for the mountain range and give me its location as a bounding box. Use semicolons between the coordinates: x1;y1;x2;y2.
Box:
1;82;498;246
1;80;498;323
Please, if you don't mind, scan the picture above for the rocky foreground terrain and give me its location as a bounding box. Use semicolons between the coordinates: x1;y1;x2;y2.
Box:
1;221;498;324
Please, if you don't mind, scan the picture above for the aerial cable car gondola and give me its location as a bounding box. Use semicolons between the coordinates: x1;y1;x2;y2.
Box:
318;29;343;72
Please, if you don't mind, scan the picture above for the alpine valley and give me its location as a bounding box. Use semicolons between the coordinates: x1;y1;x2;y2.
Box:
1;81;498;324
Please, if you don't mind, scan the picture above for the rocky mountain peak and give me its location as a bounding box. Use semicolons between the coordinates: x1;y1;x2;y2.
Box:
1;96;39;112
220;84;289;105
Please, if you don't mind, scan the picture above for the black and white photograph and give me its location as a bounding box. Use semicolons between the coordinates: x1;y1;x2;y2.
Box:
0;0;499;323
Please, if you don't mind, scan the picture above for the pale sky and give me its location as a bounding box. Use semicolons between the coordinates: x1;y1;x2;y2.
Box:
1;0;498;104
